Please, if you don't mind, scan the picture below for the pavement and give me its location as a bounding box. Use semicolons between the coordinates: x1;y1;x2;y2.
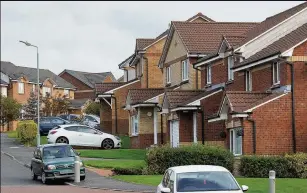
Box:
0;133;156;193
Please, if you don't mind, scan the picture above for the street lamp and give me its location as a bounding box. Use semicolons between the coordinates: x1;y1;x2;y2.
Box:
19;40;40;147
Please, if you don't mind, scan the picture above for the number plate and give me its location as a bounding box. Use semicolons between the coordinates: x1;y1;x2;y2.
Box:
60;169;73;174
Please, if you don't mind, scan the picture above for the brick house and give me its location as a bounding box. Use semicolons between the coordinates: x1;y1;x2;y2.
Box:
0;61;76;130
191;2;307;155
159;20;257;148
59;69;116;100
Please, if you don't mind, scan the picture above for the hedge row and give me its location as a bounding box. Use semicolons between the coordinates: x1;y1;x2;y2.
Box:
17;120;37;146
145;144;234;175
240;153;307;178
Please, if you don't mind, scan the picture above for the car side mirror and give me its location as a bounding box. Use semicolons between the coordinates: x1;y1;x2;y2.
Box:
161;188;171;193
242;185;249;192
76;152;81;156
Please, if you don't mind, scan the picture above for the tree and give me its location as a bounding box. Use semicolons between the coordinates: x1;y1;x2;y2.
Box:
84;100;100;116
23;91;38;120
41;92;71;116
0;95;22;126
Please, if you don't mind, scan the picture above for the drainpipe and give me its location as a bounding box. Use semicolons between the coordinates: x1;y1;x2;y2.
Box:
111;95;118;135
247;116;256;154
160;114;164;145
279;57;296;153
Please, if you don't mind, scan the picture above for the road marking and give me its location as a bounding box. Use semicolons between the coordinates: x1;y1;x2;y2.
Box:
10;147;20;149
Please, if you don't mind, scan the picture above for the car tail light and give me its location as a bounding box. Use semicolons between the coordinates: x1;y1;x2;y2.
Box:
50;130;57;135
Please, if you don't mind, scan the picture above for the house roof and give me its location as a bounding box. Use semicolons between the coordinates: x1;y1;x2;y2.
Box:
117;75;125;82
234;23;307;70
60;69;116;89
95;82;126;95
68;99;90;109
225;91;285;113
118;54;135;68
238;2;307;47
0;79;8;85
136;38;155;51
128;88;164;105
186;12;215;22
164;90;204;109
1;61;75;89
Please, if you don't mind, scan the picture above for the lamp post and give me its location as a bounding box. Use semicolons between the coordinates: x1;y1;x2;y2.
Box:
19;40;40;147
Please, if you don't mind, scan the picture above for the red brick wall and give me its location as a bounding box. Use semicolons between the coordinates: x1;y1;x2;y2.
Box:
60;72;92;90
251;65;272;91
74;91;95;99
179;111;193;142
293;41;307;56
100;100;112;134
131;133;164;149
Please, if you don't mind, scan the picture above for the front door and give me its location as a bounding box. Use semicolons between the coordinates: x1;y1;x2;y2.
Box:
230;128;243;156
170;121;179;148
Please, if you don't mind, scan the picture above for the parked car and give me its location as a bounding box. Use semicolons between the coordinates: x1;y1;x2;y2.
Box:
30;144;85;184
80;114;101;130
34;117;71;136
47;124;121;149
157;165;248;193
59;114;81;123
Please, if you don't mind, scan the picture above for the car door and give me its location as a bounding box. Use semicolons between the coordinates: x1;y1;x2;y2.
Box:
78;126;102;147
62;126;83;146
51;118;66;127
32;148;43;175
39;118;53;134
157;169;171;193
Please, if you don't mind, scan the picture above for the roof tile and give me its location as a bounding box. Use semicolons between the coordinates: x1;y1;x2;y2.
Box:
128;88;165;105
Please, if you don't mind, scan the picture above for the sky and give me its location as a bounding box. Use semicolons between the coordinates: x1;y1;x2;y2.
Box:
1;1;304;79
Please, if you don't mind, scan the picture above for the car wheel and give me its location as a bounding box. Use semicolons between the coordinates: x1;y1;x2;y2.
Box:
56;137;69;144
80;175;85;181
31;167;37;180
101;138;114;149
41;171;49;184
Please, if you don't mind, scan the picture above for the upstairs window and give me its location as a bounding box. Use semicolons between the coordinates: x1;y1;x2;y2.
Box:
181;60;189;81
228;56;234;81
246;70;252;91
18;82;24;94
272;62;280;85
166;67;171;84
64;89;69;98
42;87;51;97
206;65;212;85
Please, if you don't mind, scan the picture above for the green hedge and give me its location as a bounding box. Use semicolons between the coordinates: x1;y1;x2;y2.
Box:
112;167;143;175
240;153;307;178
17;120;37;146
145;144;234;175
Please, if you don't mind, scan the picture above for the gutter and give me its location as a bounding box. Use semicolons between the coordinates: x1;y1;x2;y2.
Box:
278;57;296;153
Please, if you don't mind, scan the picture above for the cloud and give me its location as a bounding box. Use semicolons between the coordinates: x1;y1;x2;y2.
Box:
1;1;303;79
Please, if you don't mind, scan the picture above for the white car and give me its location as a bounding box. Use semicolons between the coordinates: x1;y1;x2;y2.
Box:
47;124;121;149
157;165;248;193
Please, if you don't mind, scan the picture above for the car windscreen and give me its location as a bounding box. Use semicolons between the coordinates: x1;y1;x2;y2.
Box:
42;145;76;159
176;171;240;192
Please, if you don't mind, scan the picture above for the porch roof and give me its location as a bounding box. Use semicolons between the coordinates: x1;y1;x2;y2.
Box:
128;88;165;105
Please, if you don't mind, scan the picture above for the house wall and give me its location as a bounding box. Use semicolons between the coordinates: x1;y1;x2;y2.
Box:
74;90;95;99
100;100;112;134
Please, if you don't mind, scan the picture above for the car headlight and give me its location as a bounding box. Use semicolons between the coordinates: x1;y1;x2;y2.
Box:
47;165;56;170
79;161;83;167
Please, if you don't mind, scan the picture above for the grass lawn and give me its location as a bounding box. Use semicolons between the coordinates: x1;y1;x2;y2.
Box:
78;149;147;160
6;130;47;146
6;130;18;138
112;175;307;193
84;159;145;169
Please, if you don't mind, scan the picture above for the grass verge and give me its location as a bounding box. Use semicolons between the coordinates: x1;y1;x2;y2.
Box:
6;130;47;146
78;149;147;160
112;175;307;193
84;159;145;169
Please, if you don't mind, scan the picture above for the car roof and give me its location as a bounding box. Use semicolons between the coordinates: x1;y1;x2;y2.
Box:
39;143;71;148
169;165;229;173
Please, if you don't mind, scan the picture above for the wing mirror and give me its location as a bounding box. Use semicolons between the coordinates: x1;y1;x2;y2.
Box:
76;152;81;156
161;188;171;193
242;185;249;192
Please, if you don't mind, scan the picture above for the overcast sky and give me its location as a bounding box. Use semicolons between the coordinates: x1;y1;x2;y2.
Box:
1;1;304;79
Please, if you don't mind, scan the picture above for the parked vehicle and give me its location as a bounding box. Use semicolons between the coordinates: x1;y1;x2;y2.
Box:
59;114;81;123
47;124;121;149
34;117;71;136
30;144;85;184
80;114;101;130
157;165;248;193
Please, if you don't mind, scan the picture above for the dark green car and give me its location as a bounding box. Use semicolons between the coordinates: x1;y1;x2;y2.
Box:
30;144;86;184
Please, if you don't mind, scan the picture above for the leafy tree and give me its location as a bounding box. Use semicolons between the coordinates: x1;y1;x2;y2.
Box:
41;92;53;116
0;95;22;126
41;92;71;116
84;100;100;116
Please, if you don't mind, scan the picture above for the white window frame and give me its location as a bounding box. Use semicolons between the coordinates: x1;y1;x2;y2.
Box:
272;62;280;85
246;70;252;91
64;89;69;98
229;128;243;156
43;87;51;97
32;84;35;93
1;87;7;97
206;65;212;85
18;82;25;94
228;56;234;81
131;110;139;136
181;59;189;81
166;67;171;84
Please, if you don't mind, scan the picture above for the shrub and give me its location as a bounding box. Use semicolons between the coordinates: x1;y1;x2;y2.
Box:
240;153;307;178
112;167;143;175
17;120;37;146
145;144;234;175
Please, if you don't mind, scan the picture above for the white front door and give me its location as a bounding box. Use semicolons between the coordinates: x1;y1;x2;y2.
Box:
170;120;179;148
230;128;243;156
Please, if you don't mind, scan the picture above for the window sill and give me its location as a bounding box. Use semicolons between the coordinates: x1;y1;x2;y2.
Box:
165;83;171;87
131;133;139;137
226;80;234;85
181;79;189;84
271;83;281;90
205;84;212;89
